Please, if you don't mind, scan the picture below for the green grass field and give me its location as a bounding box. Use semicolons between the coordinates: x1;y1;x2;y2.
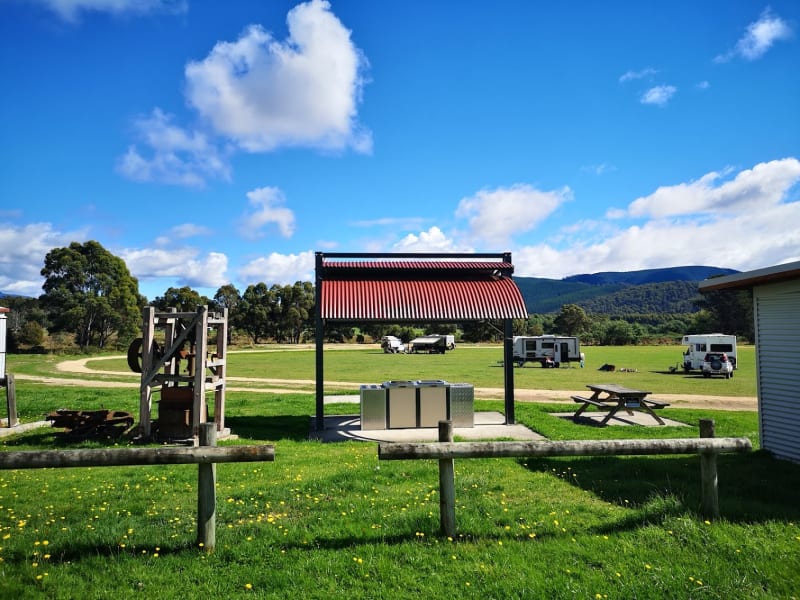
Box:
12;343;758;398
1;349;797;598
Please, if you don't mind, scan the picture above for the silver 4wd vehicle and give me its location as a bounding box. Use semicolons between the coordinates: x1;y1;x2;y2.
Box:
702;352;734;379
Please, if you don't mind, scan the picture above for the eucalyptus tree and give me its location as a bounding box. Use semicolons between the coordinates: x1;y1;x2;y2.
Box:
39;240;141;350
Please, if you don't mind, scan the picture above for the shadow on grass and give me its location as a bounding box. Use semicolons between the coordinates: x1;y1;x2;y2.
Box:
520;450;800;523
1;428;140;449
650;369;699;378
0;532;441;567
225;414;311;441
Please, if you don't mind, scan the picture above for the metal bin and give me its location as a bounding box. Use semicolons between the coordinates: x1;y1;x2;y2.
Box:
384;380;418;428
416;379;449;427
360;384;387;430
448;383;474;427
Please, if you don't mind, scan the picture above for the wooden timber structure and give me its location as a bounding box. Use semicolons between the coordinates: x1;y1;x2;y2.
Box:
137;306;228;441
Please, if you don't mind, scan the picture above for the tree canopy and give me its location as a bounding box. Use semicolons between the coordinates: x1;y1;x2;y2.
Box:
39;240;141;349
152;286;211;313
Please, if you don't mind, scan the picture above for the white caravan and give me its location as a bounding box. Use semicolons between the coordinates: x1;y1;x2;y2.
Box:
681;333;737;371
512;335;582;368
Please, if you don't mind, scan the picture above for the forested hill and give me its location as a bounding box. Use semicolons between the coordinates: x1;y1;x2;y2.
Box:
515;265;738;315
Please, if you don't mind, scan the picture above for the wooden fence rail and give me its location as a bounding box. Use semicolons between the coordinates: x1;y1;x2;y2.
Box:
0;444;275;469
0;423;274;551
378;419;751;537
378;437;752;460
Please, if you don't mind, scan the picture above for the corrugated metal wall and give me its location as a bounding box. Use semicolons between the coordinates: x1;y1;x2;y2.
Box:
755;282;800;463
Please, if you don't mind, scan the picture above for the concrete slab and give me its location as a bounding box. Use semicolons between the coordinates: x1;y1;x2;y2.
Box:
0;421;50;437
550;412;690;427
309;411;545;443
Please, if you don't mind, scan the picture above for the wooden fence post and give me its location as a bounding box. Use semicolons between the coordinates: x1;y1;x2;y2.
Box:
4;374;17;428
197;422;217;551
699;418;719;520
438;420;456;537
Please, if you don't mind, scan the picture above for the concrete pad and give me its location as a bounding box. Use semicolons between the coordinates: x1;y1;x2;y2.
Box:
323;394;360;404
550;412;690;427
0;421;51;437
310;411;545;443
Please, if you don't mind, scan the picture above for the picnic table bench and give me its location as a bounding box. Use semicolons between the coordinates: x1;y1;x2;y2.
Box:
572;384;670;426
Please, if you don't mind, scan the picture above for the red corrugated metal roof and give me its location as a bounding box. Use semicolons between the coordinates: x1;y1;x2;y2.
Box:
321;278;527;321
322;260;514;273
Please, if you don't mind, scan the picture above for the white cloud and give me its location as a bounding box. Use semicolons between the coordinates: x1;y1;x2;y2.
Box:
696;80;710;90
31;0;186;22
238;251;315;286
619;67;658;83
581;163;616;176
392;226;472;253
627;158;800;219
154;223;213;246
120;247;229;290
715;9;792;62
455;184;572;247
350;217;428;229
640;85;677;107
0;223;89;297
184;0;371;154
116;108;231;187
238;187;296;240
514;199;800;279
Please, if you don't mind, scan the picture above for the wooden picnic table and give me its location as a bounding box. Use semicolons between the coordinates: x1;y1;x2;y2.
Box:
571;383;669;426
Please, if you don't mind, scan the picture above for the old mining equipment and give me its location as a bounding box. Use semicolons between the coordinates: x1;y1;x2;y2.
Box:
128;306;228;442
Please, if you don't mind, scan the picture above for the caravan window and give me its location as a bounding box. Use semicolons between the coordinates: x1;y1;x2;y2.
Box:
542;342;554;350
695;344;706;351
709;344;733;353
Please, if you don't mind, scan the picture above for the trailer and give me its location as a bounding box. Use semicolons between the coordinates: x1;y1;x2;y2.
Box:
409;334;456;354
681;333;737;371
512;335;582;367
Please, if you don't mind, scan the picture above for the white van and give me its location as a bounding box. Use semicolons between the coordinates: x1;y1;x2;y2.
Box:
682;334;737;371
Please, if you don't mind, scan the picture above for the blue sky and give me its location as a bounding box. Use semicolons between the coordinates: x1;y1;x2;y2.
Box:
1;0;798;301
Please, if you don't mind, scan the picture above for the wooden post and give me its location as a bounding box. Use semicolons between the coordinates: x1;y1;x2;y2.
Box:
4;374;17;428
193;306;209;438
139;307;155;437
197;422;217;551
214;307;227;432
699;418;719;520
438;420;456;537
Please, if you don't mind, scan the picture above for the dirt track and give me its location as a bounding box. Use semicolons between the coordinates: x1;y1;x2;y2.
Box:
10;356;754;412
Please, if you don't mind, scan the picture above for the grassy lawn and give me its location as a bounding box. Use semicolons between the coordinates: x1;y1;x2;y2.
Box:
10;343;758;397
0;352;797;598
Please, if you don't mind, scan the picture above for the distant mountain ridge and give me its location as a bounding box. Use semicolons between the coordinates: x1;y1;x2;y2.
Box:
515;265;738;315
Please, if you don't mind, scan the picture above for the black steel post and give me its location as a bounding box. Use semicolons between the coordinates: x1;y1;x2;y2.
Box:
504;318;515;424
315;252;325;431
